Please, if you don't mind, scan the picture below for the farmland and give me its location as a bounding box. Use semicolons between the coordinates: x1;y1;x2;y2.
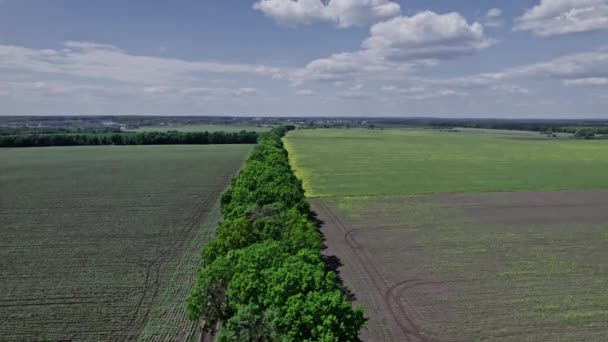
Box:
285;128;608;341
0;144;252;341
284;129;608;197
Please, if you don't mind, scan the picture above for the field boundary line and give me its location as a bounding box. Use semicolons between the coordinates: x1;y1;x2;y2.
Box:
306;187;608;200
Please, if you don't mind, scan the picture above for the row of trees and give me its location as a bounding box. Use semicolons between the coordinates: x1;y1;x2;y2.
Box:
568;128;608;140
0;131;258;147
186;127;366;341
0;126;121;136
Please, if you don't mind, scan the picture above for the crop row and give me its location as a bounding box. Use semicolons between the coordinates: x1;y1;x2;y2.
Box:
186;127;366;341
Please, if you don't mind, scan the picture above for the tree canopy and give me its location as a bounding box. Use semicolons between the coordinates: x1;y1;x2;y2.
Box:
187;127;365;341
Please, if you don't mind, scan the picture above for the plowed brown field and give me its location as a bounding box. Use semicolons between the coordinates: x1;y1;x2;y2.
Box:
312;190;608;341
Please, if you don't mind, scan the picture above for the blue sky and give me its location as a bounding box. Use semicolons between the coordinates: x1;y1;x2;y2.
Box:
0;0;607;118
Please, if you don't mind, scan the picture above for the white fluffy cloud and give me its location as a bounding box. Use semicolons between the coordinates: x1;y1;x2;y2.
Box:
290;50;408;84
253;0;401;27
362;11;493;61
514;0;608;36
289;11;493;83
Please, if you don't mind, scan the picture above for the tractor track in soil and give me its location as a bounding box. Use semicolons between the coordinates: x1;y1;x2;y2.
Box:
313;200;432;342
123;183;226;340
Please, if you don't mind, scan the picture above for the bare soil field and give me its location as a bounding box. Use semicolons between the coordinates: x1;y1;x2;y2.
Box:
312;190;608;341
0;145;251;341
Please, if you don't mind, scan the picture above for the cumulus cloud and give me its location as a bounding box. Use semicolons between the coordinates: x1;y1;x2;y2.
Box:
362;11;493;61
0;17;495;104
290;50;407;84
289;11;493;83
253;0;327;26
253;0;401;27
514;0;608;36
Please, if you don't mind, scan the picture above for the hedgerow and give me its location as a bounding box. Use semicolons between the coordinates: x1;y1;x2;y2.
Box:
187;127;365;341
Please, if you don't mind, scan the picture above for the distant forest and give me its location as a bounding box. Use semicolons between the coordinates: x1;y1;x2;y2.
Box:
0;131;258;148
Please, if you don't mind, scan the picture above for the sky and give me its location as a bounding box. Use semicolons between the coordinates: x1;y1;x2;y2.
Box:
0;0;607;118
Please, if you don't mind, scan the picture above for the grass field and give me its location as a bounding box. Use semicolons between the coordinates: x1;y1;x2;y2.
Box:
284;129;608;197
285;128;608;341
0;144;252;341
130;124;272;133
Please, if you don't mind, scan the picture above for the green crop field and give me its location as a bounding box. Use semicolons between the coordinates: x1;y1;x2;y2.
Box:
0;144;252;341
130;124;272;133
285;128;608;341
284;128;608;197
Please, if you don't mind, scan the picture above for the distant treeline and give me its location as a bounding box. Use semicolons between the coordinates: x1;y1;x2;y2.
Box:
559;127;608;136
0;115;282;131
186;127;365;340
372;118;608;133
4;115;608;136
0;126;122;136
0;131;258;147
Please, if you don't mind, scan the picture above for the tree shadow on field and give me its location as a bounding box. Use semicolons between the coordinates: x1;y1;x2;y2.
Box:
309;211;358;302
